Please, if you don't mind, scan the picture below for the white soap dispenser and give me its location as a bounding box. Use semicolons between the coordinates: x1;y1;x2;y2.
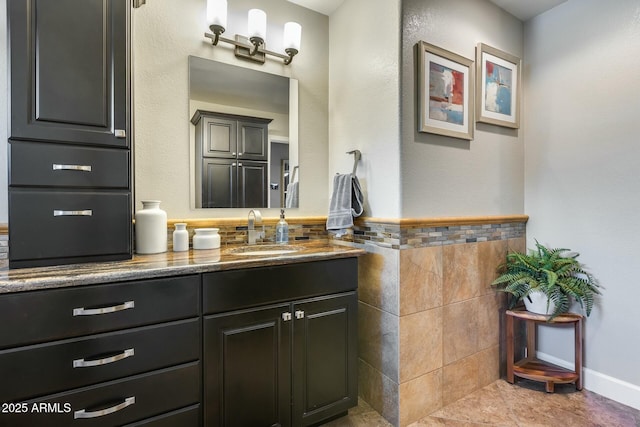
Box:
276;209;289;244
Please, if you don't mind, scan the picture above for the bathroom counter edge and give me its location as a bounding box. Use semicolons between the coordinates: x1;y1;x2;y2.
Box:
0;241;365;293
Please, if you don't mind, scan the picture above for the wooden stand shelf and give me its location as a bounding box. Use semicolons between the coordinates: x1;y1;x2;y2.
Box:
506;309;583;393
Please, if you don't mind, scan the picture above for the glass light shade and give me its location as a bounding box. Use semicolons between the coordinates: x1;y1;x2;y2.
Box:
283;22;301;51
207;0;227;28
248;8;267;40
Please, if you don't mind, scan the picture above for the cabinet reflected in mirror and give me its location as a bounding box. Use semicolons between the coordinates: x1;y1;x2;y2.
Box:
189;56;299;209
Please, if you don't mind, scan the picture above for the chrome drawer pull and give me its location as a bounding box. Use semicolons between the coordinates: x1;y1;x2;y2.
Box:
73;348;135;368
74;396;135;419
295;310;305;320
52;164;92;172
115;129;127;138
54;209;93;217
73;301;135;316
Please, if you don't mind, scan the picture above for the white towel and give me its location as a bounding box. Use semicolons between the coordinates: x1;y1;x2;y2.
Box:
326;174;364;236
285;181;299;208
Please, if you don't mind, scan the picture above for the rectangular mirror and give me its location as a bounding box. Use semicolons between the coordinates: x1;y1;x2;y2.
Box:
189;56;299;209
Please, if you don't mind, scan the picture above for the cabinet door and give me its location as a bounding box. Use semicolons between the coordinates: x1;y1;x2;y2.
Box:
204;305;291;427
292;293;358;426
201;116;237;158
201;159;237;208
238;120;268;161
238;160;268;208
8;0;130;147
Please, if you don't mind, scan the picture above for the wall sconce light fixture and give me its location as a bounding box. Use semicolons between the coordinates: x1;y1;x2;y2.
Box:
205;0;302;65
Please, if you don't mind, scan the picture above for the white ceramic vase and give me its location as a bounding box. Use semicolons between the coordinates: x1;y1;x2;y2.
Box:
173;223;189;252
193;228;220;250
524;290;556;315
135;200;167;254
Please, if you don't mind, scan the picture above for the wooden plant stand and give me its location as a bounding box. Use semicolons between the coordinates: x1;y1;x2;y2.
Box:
506;309;583;392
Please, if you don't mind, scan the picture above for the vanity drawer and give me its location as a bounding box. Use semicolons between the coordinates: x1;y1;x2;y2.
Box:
9;141;130;188
0;362;200;427
8;189;131;263
203;258;358;314
0;319;199;402
0;275;200;349
123;405;200;426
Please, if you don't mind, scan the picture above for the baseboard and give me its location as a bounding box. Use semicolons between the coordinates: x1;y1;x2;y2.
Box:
537;351;640;410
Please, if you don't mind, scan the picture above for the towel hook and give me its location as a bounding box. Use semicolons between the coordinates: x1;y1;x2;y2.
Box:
347;150;361;175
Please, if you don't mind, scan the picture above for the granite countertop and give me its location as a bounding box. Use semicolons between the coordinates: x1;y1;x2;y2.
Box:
0;240;365;294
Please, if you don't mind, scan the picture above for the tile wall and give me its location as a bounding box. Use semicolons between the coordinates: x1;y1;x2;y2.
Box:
354;217;527;426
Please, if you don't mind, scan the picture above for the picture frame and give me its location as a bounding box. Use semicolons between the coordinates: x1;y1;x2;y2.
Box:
476;43;521;129
417;41;474;140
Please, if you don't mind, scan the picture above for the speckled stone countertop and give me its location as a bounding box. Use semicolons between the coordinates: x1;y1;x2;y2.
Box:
0;241;364;294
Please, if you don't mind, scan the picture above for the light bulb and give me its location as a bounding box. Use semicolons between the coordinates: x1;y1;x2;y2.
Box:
283;22;301;51
248;9;267;40
207;0;227;29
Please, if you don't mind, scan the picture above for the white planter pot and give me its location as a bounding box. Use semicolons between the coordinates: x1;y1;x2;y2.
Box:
524;290;556;315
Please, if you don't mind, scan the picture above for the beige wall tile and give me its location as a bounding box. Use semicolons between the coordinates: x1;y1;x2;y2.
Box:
359;359;399;427
476;294;501;351
443;243;480;305
476;345;500;389
399;308;443;383
359;301;400;382
359;244;400;315
477;239;507;296
507;237;526;254
399;246;443;316
442;354;480;406
399;369;443;427
443;298;478;365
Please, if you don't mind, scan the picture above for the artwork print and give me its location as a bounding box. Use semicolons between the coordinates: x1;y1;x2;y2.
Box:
418;41;474;140
476;43;520;129
429;62;465;125
484;60;512;116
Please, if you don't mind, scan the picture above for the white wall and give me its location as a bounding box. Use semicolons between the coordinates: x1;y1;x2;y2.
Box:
329;0;401;218
401;0;524;217
134;0;328;218
525;0;640;405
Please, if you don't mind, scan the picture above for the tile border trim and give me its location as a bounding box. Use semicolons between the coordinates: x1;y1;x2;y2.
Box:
341;215;528;249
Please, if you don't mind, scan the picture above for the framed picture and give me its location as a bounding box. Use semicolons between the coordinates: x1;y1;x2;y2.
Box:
417;41;474;140
476;43;521;128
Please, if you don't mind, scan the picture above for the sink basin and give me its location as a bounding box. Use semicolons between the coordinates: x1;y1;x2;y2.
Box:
226;244;301;256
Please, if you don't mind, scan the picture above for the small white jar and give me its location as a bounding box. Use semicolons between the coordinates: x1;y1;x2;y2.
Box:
173;223;189;252
193;228;221;250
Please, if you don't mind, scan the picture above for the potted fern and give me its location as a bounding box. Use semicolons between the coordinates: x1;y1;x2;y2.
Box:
491;241;601;319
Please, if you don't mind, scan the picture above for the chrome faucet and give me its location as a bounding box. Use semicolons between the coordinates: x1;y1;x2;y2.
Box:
247;209;264;245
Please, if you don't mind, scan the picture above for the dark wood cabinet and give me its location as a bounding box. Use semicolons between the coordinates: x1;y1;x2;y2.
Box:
7;0;133;268
193;111;270;161
0;275;201;426
192;110;271;208
9;190;132;266
204;304;292;427
292;294;358;426
199;158;268;208
203;259;359;427
8;0;130;147
0;258;359;426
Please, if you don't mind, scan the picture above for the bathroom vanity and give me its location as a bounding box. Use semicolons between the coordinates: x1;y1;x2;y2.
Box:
0;242;362;427
7;0;133;268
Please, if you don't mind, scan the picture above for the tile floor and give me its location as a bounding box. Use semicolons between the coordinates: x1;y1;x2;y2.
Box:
322;379;640;427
